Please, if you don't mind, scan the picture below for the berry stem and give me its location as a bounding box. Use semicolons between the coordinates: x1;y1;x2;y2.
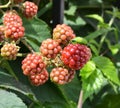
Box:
17;53;28;57
98;16;115;55
77;89;83;108
0;0;11;8
21;39;35;53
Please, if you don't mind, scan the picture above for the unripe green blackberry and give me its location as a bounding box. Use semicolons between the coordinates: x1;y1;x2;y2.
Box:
29;69;49;86
53;24;75;46
50;67;69;85
22;53;46;76
40;38;62;59
0;42;19;60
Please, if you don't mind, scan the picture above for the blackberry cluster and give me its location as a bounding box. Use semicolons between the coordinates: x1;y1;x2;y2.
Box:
23;1;38;18
0;42;19;60
53;24;76;46
3;11;25;40
0;0;91;86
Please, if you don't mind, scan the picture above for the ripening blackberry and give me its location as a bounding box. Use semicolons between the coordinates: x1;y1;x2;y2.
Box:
3;11;22;26
22;53;46;76
61;44;92;70
40;38;62;59
0;42;19;60
5;22;25;40
29;69;49;86
23;1;38;18
50;67;69;85
53;24;76;46
3;11;25;40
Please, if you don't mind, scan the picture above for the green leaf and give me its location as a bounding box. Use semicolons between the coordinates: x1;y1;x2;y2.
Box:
89;44;99;56
96;94;120;108
64;16;86;26
86;14;104;23
0;59;18;80
0;69;37;102
60;74;81;102
81;69;106;102
64;6;77;16
105;39;120;55
37;2;52;17
0;89;27;108
93;56;120;85
23;17;51;51
43;101;77;108
72;37;88;44
85;28;113;40
80;61;96;79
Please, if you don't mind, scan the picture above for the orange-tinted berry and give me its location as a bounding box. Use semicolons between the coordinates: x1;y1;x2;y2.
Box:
29;69;49;86
23;1;38;18
22;53;46;76
0;42;19;60
50;67;69;85
53;24;75;46
3;11;25;40
40;38;62;59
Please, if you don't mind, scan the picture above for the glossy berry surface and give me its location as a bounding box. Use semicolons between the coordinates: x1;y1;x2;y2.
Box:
61;44;91;70
40;38;62;59
22;53;46;76
3;11;22;26
0;42;19;60
29;69;49;86
53;24;75;46
3;11;25;40
50;67;69;85
23;1;38;18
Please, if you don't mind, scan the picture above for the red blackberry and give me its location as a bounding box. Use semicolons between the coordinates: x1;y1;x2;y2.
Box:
40;38;62;59
53;24;76;46
3;11;22;26
61;44;91;70
0;42;19;60
22;53;46;76
50;67;69;85
23;1;38;18
5;22;25;40
0;26;5;42
3;11;25;40
29;69;49;86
